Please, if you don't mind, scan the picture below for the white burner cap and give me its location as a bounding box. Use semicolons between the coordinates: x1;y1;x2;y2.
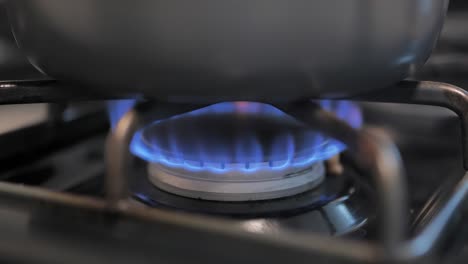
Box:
147;162;325;201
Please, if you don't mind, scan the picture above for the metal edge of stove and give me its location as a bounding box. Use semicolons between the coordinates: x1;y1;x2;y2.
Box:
0;171;465;264
0;79;132;104
0;80;464;264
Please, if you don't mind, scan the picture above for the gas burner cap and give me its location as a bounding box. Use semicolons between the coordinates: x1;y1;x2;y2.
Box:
148;161;325;201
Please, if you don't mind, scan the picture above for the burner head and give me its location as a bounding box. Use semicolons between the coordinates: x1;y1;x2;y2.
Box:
148;161;325;201
130;101;362;201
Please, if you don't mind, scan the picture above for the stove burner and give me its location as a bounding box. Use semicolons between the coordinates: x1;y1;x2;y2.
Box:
130;160;371;236
127;101;362;201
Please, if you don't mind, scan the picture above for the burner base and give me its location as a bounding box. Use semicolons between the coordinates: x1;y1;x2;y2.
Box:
132;161;371;236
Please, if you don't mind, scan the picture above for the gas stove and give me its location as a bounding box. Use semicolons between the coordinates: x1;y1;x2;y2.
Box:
0;4;466;264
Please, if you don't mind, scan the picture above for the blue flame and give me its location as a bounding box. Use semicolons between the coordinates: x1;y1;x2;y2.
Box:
107;99;137;130
104;101;363;174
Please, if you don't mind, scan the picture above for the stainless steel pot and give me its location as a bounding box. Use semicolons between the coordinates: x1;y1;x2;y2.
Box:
6;0;449;103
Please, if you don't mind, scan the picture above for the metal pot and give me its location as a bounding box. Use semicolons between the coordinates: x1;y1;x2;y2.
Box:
6;0;449;103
